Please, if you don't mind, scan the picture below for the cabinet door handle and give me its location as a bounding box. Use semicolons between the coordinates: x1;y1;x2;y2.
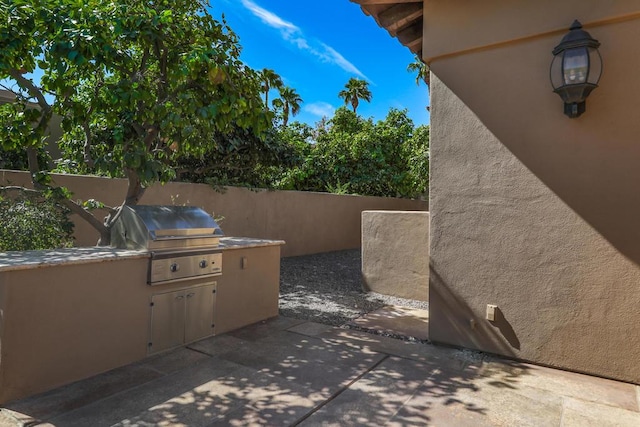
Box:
175;295;184;300
186;292;195;298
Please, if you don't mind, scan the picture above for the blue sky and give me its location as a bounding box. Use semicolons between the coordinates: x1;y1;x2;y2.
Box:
210;0;430;128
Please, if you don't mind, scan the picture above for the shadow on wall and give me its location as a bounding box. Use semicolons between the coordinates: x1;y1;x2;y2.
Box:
491;306;520;350
427;16;640;383
429;267;520;357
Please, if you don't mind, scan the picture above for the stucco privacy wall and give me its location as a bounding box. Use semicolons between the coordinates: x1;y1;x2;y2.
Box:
361;211;429;301
425;1;640;383
0;170;427;257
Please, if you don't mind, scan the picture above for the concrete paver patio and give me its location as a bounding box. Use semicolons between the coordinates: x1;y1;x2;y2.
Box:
1;316;639;426
346;305;429;341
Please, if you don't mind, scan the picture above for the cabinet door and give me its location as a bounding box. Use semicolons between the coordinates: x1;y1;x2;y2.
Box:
150;290;186;354
185;283;216;343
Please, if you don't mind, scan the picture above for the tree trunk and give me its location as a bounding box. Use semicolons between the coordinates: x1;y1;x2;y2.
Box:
125;168;145;205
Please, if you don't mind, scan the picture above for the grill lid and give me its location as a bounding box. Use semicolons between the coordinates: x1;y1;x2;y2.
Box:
111;205;223;250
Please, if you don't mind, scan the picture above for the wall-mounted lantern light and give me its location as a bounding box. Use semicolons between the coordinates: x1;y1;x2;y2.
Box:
550;20;602;118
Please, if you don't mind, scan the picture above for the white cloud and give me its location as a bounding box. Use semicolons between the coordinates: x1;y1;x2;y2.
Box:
240;0;298;35
304;102;336;118
317;44;368;80
240;0;369;80
292;37;310;50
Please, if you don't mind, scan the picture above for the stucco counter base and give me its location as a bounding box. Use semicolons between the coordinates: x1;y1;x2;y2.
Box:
0;238;284;404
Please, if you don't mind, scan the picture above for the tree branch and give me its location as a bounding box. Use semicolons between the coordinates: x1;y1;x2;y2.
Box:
103;201;126;230
82;122;95;168
0;186;42;195
143;125;159;151
131;123;145;138
62;198;109;236
79;77;103;169
154;39;168;100
26;147;43;187
7;69;50;110
0;83;18;95
8;70;53;165
132;47;151;81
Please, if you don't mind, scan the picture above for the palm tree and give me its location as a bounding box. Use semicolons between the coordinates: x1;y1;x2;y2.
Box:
407;55;430;88
407;55;430;111
275;86;303;126
260;68;283;110
338;78;372;113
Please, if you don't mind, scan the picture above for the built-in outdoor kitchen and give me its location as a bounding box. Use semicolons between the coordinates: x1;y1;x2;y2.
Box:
0;205;284;404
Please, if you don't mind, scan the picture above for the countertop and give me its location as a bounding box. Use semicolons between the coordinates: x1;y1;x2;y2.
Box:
218;237;286;250
0;247;149;273
0;237;285;273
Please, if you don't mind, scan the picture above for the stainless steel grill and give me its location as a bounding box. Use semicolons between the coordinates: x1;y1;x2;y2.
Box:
111;205;224;285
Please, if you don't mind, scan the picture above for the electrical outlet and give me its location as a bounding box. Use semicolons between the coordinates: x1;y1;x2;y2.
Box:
486;304;498;321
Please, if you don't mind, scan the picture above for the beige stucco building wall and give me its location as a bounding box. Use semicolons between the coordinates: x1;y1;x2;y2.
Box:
425;0;640;383
0;170;427;257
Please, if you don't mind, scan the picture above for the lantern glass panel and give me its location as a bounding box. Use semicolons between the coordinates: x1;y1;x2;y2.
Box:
562;47;589;85
550;54;564;89
587;47;602;85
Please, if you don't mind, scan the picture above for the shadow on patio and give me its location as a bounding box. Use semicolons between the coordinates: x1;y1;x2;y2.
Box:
3;315;638;426
0;316;525;426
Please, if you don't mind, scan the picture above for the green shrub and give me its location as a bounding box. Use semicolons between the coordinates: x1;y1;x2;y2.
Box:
0;190;74;251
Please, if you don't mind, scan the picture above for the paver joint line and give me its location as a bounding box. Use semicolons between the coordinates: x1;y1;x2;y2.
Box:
41;356;212;425
559;396;567;427
290;354;390;426
184;344;216;358
386;375;433;423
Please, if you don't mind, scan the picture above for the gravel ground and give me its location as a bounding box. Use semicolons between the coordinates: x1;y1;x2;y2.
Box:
279;249;429;327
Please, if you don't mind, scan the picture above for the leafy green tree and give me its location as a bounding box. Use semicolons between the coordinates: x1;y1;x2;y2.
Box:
279;107;428;198
0;145;49;171
0;0;269;245
406;124;430;197
171;125;300;189
338;78;372;113
273;121;316;190
260;68;283;111
273;86;303;126
0;188;74;251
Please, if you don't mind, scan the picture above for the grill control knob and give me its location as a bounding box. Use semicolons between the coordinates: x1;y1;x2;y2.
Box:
170;263;179;273
199;260;208;269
